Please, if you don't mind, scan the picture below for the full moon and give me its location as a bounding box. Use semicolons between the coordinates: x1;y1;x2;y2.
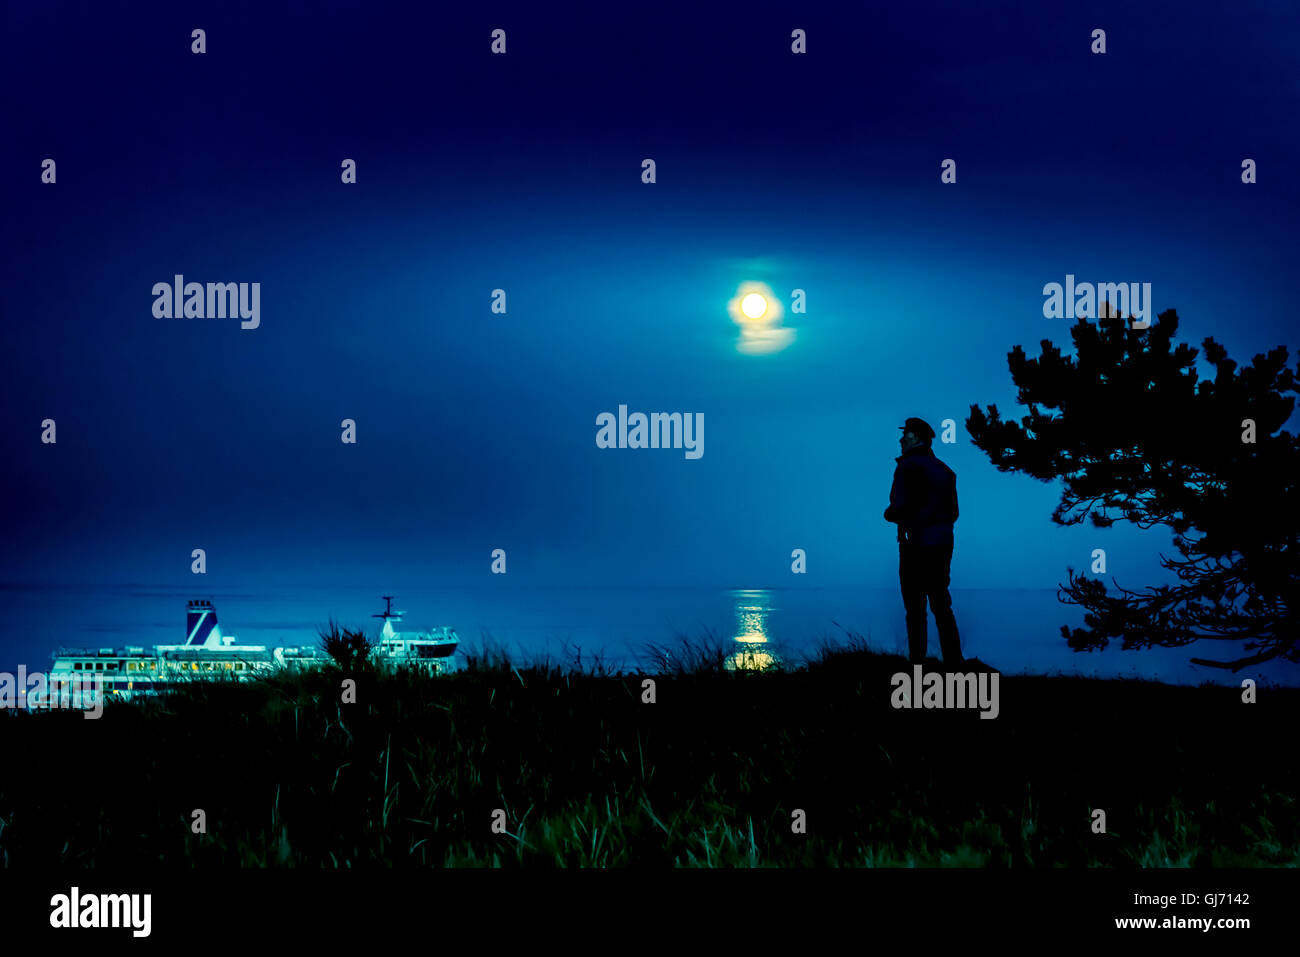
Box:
741;292;767;319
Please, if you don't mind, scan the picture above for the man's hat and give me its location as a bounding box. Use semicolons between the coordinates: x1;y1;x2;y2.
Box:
899;417;935;441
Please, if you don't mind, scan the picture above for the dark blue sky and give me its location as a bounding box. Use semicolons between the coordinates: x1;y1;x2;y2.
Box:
3;1;1298;600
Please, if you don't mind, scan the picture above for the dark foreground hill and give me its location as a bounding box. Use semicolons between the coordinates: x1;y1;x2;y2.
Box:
1;637;1295;867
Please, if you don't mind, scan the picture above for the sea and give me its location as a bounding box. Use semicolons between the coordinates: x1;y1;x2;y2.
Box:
2;583;1296;688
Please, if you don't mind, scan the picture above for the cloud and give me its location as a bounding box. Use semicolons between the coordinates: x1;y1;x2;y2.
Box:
736;326;796;355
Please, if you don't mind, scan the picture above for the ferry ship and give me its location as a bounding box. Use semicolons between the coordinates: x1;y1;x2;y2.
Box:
27;596;460;709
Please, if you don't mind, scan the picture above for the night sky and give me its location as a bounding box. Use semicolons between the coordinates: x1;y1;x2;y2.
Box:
3;2;1297;604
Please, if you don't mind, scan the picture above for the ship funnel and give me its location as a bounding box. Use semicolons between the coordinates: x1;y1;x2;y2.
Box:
186;599;223;649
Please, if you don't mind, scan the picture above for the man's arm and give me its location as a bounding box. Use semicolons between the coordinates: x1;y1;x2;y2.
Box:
884;462;912;524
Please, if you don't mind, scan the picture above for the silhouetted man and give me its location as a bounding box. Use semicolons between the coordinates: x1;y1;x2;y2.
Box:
884;417;962;666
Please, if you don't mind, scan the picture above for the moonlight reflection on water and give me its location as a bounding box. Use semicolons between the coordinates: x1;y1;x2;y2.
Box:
725;589;779;671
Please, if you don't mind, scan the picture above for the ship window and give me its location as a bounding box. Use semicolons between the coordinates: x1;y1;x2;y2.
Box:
224;662;233;670
235;663;245;671
416;644;456;658
106;663;118;670
73;663;82;670
191;663;199;671
95;663;103;671
126;663;135;672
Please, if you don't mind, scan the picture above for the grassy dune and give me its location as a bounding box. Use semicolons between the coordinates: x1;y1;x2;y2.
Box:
1;634;1295;867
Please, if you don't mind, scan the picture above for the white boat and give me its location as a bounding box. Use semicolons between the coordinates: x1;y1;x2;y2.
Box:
370;595;461;675
27;595;459;709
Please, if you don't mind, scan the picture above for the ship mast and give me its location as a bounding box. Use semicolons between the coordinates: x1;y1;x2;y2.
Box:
373;595;404;632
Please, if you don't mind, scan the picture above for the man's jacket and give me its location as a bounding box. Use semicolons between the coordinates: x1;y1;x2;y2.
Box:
884;445;958;545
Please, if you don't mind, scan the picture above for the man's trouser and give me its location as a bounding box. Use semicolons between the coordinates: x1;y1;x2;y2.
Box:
899;539;962;665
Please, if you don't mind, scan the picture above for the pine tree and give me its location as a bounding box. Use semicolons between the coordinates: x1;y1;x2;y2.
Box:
966;309;1298;670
